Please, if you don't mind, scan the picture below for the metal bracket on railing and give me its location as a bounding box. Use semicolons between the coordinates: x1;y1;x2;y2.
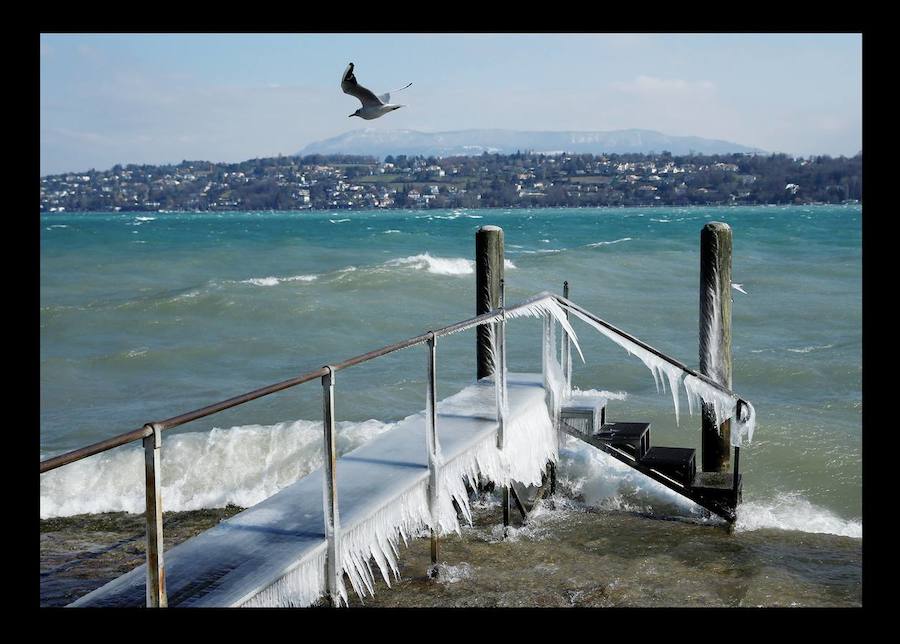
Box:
142;422;167;608
321;366;341;606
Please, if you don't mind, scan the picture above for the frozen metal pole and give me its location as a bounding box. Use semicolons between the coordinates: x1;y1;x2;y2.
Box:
699;222;733;472
476;225;504;379
143;423;167;607
562;281;571;394
496;278;508;450
425;334;441;572
321;366;342;605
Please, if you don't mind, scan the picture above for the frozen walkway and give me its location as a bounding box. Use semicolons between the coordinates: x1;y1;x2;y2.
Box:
71;373;552;607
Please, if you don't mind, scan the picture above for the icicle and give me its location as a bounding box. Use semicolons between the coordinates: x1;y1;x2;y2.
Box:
662;364;683;427
562;304;688;423
504;296;584;363
731;399;757;447
682;374;738;430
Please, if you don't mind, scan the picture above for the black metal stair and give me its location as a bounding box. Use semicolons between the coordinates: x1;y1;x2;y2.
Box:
558;399;741;523
639;446;696;486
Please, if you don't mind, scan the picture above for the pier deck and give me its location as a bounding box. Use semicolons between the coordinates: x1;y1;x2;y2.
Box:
71;373;548;607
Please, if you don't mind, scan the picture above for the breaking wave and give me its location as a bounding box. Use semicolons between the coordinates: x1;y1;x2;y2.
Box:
240;274;318;287
735;493;861;538
384;253;516;276
40;418;394;518
558;437;861;538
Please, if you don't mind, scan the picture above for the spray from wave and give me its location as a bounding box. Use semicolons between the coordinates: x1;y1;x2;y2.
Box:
557;436;861;538
40;418;394;518
384;253;516;276
240;275;318;287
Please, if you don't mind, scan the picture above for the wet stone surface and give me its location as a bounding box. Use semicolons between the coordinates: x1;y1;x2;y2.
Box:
40;496;861;608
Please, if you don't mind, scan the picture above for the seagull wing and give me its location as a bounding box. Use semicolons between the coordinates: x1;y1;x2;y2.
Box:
731;283;748;295
341;62;383;108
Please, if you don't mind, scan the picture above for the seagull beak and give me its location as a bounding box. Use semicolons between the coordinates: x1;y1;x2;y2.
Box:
348;113;355;118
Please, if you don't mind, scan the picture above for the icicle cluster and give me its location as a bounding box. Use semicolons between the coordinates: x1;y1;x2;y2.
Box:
238;380;556;607
560;301;755;441
240;548;327;608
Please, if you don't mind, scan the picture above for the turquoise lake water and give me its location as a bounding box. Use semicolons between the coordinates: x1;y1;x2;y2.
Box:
39;205;861;541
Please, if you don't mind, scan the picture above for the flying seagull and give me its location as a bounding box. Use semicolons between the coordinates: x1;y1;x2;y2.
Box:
341;62;411;120
731;283;748;295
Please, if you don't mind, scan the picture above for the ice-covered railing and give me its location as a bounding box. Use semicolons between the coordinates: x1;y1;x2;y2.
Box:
37;289;580;607
549;294;756;448
39;289;755;608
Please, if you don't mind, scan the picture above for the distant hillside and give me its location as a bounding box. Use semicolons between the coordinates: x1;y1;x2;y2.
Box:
297;128;764;158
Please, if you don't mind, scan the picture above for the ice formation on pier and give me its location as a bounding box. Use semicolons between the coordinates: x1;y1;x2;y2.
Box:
238;375;557;607
559;301;755;442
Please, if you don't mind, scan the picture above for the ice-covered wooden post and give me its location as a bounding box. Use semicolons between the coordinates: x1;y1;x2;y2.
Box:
699;222;733;472
475;225;504;379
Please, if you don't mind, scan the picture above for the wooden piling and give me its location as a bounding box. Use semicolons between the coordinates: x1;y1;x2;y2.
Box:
699;222;733;472
476;225;504;379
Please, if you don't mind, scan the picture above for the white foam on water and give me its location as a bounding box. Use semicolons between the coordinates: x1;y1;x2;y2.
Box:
135;216;156;222
786;344;834;354
39;418;394;518
586;237;633;247
434;562;474;584
384;253;517;276
329;218;351;223
383;229;401;234
736;493;862;539
241;274;318;287
385;253;474;275
557;434;709;520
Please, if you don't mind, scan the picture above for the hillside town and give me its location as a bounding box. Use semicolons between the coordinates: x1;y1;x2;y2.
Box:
40;151;862;213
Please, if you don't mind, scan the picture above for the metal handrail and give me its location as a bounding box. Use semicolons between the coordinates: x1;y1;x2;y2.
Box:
550;293;749;415
39;291;554;475
41;289;752;606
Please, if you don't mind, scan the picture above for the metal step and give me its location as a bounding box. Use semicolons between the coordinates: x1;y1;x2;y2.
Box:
690;471;742;522
639;446;697;486
593;422;651;459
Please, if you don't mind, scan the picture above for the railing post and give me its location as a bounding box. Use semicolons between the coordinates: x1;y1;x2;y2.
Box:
562;281;571;395
142;423;167;608
496;278;508;450
542;312;552;414
321;366;341;606
425;333;441;573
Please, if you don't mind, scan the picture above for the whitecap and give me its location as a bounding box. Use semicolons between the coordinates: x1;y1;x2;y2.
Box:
241;274;318;287
586;237;633;247
735;493;861;539
786;344;834;354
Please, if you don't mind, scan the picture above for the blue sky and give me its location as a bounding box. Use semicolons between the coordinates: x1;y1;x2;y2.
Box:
40;33;862;175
